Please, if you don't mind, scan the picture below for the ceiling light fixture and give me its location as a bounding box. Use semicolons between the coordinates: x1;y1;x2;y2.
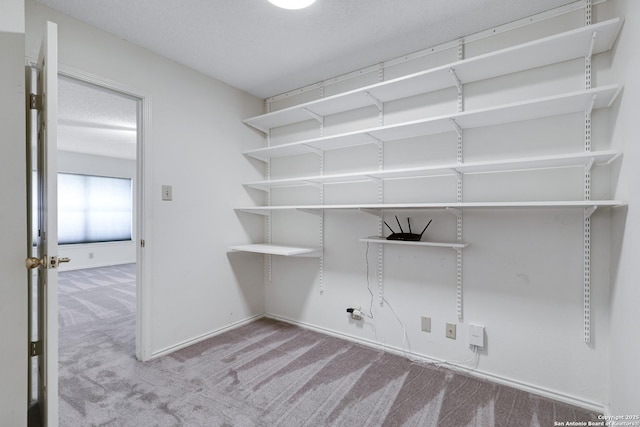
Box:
268;0;316;10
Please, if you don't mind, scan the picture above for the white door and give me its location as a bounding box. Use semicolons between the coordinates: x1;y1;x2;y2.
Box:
26;21;62;427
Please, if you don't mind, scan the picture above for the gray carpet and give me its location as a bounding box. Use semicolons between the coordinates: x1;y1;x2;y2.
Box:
58;265;601;426
58;264;137;328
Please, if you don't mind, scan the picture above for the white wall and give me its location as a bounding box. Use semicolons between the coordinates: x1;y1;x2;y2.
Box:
0;0;24;33
25;0;266;357
605;0;640;415
56;151;137;271
0;0;27;425
260;7;618;410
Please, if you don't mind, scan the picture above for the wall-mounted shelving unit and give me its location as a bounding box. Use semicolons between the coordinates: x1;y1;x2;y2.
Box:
243;18;621;133
233;13;625;341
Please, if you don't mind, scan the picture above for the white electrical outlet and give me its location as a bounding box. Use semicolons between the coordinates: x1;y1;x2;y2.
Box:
162;185;173;201
468;324;485;348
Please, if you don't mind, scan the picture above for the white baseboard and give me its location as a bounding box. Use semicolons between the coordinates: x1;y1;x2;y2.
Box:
265;313;605;414
150;314;264;359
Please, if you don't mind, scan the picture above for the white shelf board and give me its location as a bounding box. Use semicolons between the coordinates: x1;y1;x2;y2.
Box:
243;18;621;132
360;236;467;249
369;86;619;141
245;150;620;191
243;85;620;162
244;131;373;161
236;200;626;214
230;243;322;257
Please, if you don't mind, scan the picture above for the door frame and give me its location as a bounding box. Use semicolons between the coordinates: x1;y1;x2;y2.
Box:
55;63;153;361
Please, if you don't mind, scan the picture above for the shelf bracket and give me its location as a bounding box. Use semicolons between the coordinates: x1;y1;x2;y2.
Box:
243;151;270;163
302;108;323;124
605;152;622;165
586;31;598;62
237;208;271;216
584;95;596;155
297;208;323;216
586;94;597;116
365;133;384;148
449;168;462;180
584;205;597;219
585;157;595;173
360;208;383;218
303;180;323;190
245;183;271;193
365;175;383;185
449;68;462;92
446;207;462;218
302;144;323;156
365;91;383;110
449;118;463;139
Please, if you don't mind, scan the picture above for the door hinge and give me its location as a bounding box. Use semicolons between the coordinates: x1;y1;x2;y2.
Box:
30;341;42;357
29;93;41;111
140;239;145;248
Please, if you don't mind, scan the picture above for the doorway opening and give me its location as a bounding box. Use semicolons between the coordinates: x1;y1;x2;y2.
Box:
28;73;146;412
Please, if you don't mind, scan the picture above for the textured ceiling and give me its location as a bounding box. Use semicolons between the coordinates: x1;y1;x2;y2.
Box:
36;0;577;99
58;76;137;160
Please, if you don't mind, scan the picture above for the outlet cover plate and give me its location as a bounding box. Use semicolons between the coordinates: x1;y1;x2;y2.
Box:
162;185;173;201
421;317;431;333
446;323;456;340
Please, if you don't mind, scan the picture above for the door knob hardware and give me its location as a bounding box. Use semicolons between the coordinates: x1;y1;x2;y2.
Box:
49;256;71;269
25;256;46;269
25;256;71;269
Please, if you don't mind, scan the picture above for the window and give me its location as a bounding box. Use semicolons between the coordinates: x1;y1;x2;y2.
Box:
57;173;133;245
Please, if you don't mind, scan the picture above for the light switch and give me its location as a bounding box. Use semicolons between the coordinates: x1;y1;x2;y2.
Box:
162;185;172;201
